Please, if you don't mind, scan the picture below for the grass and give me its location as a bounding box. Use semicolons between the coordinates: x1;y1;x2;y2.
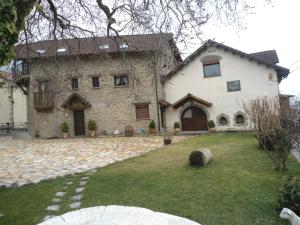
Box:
0;133;299;225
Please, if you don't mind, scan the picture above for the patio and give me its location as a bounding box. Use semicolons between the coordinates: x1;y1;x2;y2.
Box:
0;136;187;188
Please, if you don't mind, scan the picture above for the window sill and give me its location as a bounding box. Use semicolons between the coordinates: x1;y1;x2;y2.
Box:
203;74;221;78
92;87;101;90
72;88;79;91
234;123;247;126
217;124;230;126
114;85;129;88
136;118;151;121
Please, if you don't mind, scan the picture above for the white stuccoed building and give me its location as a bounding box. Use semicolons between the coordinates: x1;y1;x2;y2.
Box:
163;40;290;132
0;73;27;128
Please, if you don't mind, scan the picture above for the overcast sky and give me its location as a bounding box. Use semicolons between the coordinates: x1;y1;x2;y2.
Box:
198;0;300;96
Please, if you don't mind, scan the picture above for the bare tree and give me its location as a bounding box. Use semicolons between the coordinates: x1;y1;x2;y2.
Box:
0;0;269;65
243;97;298;172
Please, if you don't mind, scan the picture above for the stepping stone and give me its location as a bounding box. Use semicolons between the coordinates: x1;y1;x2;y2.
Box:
43;215;56;221
75;187;85;193
52;198;62;203
0;211;4;217
79;181;87;186
71;194;82;201
46;205;60;212
81;177;89;180
66;181;73;185
69;202;81;209
55;192;66;197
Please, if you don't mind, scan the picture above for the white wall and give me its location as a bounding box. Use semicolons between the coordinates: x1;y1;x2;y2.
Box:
164;47;279;131
0;79;27;125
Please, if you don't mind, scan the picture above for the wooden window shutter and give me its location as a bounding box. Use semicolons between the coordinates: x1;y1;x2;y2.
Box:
135;104;150;119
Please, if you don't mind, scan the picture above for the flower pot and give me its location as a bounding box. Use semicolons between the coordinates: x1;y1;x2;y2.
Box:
208;127;217;133
90;130;96;137
63;133;68;138
149;128;156;134
164;139;172;145
174;128;180;135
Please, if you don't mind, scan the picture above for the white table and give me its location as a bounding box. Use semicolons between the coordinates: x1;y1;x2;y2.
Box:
38;205;201;225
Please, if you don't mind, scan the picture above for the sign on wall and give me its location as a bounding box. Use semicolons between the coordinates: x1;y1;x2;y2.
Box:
227;80;241;92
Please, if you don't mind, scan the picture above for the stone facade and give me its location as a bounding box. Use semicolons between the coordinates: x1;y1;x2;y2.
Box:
26;50;176;138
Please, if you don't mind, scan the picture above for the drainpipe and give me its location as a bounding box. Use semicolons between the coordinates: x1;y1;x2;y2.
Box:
9;81;14;130
153;64;161;133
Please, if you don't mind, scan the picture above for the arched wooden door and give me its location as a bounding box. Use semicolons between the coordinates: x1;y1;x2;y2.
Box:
181;107;208;131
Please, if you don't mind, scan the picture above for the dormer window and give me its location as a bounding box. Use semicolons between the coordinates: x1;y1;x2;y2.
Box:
120;43;129;49
36;49;46;54
57;48;67;53
99;44;109;50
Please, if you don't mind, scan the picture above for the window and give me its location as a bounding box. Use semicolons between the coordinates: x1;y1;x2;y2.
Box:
71;78;79;89
135;104;150;119
14;60;29;74
183;108;192;118
120;43;129;49
114;75;128;86
203;61;221;77
92;77;100;88
217;113;230;126
99;44;109;50
38;80;51;92
57;48;67;53
36;49;46;54
219;117;228;125
236;115;245;124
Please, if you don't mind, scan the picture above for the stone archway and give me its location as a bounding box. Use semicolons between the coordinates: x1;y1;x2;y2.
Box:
181;106;208;131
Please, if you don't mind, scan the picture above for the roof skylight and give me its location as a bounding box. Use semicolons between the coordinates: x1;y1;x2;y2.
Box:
120;43;129;49
57;48;67;53
99;44;109;50
36;49;46;54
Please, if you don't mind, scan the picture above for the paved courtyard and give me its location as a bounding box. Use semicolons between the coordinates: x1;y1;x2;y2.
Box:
0;136;187;188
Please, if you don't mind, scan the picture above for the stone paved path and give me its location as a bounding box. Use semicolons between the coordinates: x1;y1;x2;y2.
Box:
0;136;187;188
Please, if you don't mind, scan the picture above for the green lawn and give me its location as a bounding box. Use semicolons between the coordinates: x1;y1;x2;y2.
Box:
0;134;299;225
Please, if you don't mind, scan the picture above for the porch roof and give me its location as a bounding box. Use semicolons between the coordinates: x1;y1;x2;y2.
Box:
61;93;91;109
172;93;212;109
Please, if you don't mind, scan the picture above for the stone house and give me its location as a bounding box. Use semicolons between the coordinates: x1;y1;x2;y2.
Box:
14;34;181;138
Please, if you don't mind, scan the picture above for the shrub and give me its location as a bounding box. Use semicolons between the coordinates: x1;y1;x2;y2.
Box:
149;120;155;129
88;119;97;131
60;122;69;133
174;121;180;129
189;150;205;167
278;176;300;215
207;120;215;128
258;128;294;171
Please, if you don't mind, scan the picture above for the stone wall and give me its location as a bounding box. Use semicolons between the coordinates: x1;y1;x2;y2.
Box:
27;51;175;138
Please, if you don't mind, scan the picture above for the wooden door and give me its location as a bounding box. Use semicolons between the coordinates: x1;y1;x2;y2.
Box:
181;107;208;131
74;110;85;136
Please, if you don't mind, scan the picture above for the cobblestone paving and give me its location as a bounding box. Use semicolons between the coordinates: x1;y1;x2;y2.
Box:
0;136;187;188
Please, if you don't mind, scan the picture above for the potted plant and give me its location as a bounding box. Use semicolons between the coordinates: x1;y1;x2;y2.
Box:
163;134;172;145
149;120;156;134
207;120;216;133
174;121;180;134
88;119;97;137
60;122;69;138
34;129;40;138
